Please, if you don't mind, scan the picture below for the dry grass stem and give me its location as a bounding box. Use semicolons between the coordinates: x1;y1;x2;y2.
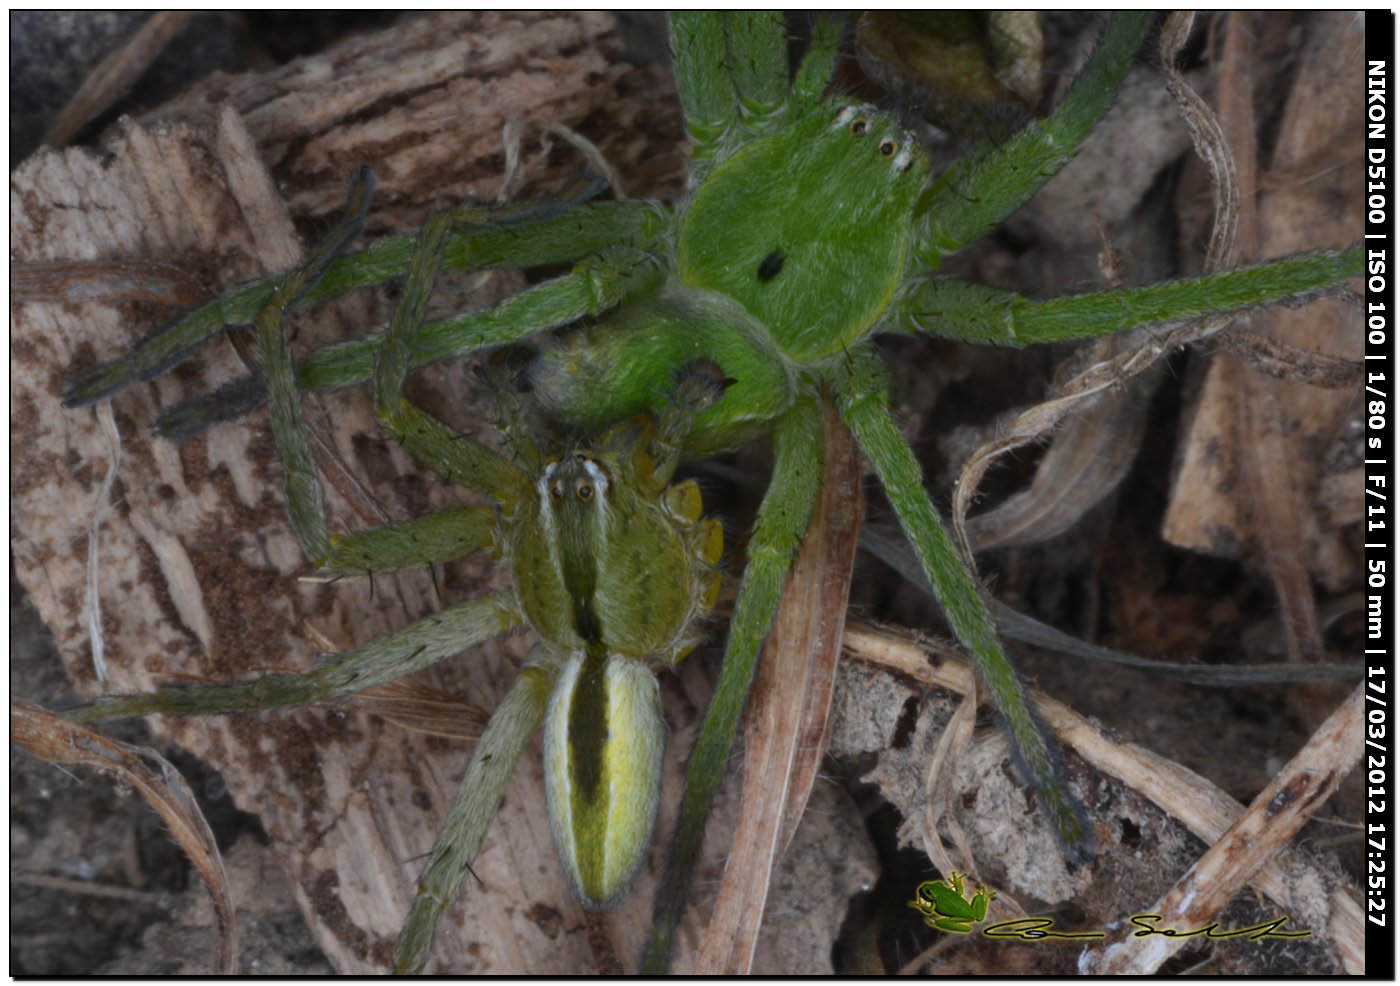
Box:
695;401;863;973
42;12;190;148
10;698;238;973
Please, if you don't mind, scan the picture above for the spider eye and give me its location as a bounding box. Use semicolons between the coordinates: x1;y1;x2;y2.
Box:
576;482;593;502
549;481;566;501
879;138;896;157
850;118;869;136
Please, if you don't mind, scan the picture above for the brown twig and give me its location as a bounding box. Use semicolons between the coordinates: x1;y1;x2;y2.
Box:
1079;682;1363;974
11;698;238;974
42;12;191;148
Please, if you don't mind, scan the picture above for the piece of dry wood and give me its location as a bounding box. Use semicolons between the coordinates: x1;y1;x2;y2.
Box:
147;11;689;229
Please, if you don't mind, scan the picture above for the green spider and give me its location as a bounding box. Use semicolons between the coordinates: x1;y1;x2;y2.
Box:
41;10;1360;975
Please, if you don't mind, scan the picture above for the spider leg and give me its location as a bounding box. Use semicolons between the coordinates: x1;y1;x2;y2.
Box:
896;244;1364;345
254;175;528;575
668;12;787;179
65;184;532;722
789;16;843;109
642;396;825;971
833;346;1092;863
255;170;527;566
62;589;523;726
914;11;1153;266
62;195;662;409
258;168;376;561
369;210;529;505
155;241;668;441
633;358;733;494
393;656;557;975
319;504;499;577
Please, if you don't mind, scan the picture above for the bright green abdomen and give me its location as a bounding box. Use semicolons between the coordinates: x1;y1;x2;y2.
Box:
528;284;795;456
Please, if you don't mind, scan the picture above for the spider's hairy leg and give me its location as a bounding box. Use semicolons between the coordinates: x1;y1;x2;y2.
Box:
668;12;786;179
789;15;843;108
171;242;667;443
63;191;662;410
636;359;733;493
318;504;499;577
157;240;669;443
914;11;1154;266
368;209;529;505
833;347;1092;862
715;12;787;117
896;243;1365;345
62;590;523;726
642;397;825;971
258;166;376;562
256;172;526;572
394;656;557;975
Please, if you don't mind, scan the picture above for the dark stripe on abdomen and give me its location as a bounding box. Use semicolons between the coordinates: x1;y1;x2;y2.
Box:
567;646;609;804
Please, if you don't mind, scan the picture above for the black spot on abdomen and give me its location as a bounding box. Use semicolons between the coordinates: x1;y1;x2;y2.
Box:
756;248;784;282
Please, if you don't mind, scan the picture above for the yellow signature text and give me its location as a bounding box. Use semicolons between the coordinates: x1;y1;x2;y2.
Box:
981;917;1106;941
976;913;1310;944
1129;913;1310;941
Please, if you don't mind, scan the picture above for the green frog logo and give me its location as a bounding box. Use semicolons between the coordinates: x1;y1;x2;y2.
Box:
909;872;996;934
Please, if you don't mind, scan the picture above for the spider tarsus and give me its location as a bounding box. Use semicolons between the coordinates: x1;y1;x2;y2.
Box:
156;374;266;443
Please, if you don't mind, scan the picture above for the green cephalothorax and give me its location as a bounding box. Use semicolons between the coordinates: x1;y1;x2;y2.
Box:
512;412;723;663
48;10;1364;974
679;101;929;361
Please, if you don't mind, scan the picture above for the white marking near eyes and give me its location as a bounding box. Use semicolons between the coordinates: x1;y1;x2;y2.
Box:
537;462;559;549
894;146;913;173
581;459;610;497
579;458;610;529
832;105;858;129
